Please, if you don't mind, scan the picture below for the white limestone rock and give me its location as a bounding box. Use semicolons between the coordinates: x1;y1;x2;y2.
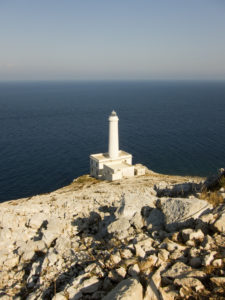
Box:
199;212;214;223
139;255;158;273
3;256;19;269
158;249;169;262
102;278;143;300
181;228;204;242
0;169;219;298
135;244;146;258
128;264;140;277
108;267;126;282
144;208;165;231
213;213;225;233
121;248;133;259
135;237;154;252
201;234;215;250
210;276;225;286
174;277;205;292
158;197;211;231
22;250;35;262
131;212;143;230
42;218;64;247
202;251;217;266
107;217;131;239
47;251;58;266
110;252;122;265
159;286;179;300
162;262;192;279
80;276;101;294
114;192;156;227
212;259;223;267
27;214;48;229
0;227;12;240
52;293;67;300
144;264;167;300
160;238;186;252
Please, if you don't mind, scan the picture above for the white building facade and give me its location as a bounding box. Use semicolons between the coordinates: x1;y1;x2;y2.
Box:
90;111;145;181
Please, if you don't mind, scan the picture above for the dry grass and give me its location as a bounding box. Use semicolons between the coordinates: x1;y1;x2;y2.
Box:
200;191;224;207
219;176;225;189
74;175;98;184
200;174;225;206
203;264;217;275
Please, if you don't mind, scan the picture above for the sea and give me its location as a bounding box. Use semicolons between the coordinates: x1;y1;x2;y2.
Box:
0;80;225;202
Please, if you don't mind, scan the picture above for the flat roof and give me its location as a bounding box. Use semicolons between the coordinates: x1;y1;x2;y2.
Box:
90;150;132;162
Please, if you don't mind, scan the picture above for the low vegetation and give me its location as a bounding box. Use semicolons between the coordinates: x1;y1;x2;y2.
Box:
200;191;224;207
200;175;225;207
73;175;99;185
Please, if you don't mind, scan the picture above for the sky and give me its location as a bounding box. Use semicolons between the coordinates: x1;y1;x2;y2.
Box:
0;0;225;81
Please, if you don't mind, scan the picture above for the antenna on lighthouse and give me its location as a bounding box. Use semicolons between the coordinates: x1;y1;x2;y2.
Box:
108;110;119;159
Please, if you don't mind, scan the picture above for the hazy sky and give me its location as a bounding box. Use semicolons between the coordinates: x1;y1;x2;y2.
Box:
0;0;225;80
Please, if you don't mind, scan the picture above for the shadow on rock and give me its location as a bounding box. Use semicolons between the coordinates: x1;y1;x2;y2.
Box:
155;182;202;198
72;206;117;240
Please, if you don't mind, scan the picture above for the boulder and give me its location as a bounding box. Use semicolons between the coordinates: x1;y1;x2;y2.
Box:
131;212;143;230
210;277;225;286
108;267;127;282
110;252;122;265
144;208;165;231
121;248;133;259
202;168;225;191
42;218;64;247
115;193;155;220
135;237;154;252
160;238;186;252
158;198;211;232
202;251;216;266
128;264;140;277
162;262;192;279
158;249;169;262
107;217;131;239
174;277;205;292
212;259;223;267
66;274;101;299
201;234;215;250
80;276;101;294
181;228;204;242
213;213;225;233
102;278;143;300
156;182;198;197
135;244;146;258
139;255;158;272
27;214;48;229
144;264;167;300
3;256;19;269
52;293;67;300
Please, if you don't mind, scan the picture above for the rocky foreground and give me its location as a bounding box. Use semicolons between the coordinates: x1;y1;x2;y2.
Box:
0;168;225;300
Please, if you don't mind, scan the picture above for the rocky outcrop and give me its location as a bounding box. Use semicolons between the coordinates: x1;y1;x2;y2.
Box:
0;171;224;299
202;168;225;191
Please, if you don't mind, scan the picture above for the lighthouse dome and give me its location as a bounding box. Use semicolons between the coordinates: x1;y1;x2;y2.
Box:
111;110;117;116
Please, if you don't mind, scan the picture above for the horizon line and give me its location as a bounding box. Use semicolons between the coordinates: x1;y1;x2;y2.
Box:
1;78;225;83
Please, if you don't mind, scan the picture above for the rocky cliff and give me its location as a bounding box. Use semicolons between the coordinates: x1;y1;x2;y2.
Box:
0;168;225;299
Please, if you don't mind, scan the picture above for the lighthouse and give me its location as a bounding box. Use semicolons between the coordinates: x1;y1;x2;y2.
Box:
108;110;119;159
89;111;145;181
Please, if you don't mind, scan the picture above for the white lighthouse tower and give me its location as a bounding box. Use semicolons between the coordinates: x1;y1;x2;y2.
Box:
90;110;145;181
108;110;119;159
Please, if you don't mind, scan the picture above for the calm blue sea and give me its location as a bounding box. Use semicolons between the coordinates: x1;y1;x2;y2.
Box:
0;81;225;202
